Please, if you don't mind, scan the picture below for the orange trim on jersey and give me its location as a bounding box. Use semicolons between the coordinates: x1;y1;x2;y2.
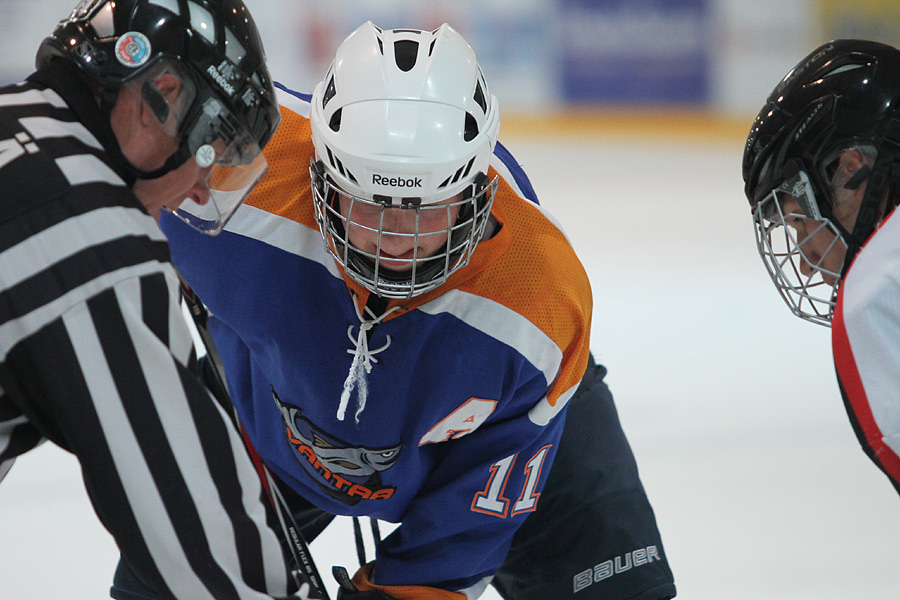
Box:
392;176;592;408
351;562;467;600
246;106;317;224
832;284;900;485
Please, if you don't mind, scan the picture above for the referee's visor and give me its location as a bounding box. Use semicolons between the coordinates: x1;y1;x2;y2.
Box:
170;96;269;235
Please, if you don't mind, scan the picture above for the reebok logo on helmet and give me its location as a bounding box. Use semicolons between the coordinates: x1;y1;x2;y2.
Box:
372;174;422;188
207;60;239;96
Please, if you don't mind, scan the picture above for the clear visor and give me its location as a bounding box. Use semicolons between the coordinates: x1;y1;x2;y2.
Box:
135;60;267;235
752;170;846;326
171;98;268;235
172;151;268;235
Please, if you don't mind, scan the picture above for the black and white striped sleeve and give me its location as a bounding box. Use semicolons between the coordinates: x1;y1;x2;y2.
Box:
0;76;298;599
0;197;296;600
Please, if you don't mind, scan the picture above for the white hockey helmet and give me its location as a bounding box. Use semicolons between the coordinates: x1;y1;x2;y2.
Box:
309;21;500;298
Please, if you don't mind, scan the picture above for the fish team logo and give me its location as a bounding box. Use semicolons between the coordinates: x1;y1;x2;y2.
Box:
272;388;400;505
115;32;151;68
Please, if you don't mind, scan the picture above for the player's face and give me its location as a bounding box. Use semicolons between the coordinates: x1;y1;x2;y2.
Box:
779;197;848;284
339;193;462;272
778;165;866;284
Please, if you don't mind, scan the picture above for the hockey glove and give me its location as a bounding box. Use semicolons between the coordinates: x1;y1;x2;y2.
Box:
333;564;466;600
333;566;395;600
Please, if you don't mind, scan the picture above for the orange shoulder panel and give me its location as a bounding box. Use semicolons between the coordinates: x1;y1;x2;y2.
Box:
463;172;593;405
246;106;317;227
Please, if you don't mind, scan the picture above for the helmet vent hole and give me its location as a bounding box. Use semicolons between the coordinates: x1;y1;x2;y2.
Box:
821;63;866;79
464;113;478;141
224;27;247;65
89;1;116;37
334;156;347;178
474;81;487;113
438;176;451;189
451;164;465;185
429;40;436;56
187;1;216;45
394;40;419;72
462;156;476;178
323;74;336;108
329;108;343;132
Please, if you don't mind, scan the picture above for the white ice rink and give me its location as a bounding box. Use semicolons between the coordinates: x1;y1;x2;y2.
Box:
2;127;900;599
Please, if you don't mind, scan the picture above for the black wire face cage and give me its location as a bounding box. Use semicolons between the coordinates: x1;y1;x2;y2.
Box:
751;169;847;326
311;160;497;299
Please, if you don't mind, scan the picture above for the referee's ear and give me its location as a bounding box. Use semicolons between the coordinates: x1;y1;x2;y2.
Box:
140;73;182;130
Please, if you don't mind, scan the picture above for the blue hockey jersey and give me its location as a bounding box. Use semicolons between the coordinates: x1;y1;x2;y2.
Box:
161;86;592;596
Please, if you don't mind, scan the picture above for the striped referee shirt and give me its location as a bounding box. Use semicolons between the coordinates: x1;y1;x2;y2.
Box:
0;64;296;600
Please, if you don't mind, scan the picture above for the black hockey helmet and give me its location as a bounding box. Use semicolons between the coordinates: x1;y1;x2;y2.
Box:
744;39;900;251
742;39;900;324
36;0;282;233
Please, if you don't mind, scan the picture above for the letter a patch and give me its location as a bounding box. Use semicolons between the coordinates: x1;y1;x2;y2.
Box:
419;398;497;446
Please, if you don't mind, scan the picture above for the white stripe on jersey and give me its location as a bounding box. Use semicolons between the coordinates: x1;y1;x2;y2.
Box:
490;152;528;200
275;86;311;118
0;206;163;291
116;275;244;599
113;275;289;597
0;87;67;108
62;299;219;600
114;268;194;370
0;260;167;362
57;154;126;186
417;289;569;426
167;293;196;370
225;203;342;278
21;116;104;150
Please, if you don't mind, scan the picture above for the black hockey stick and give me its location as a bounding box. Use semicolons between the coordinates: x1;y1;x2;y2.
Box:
180;280;331;600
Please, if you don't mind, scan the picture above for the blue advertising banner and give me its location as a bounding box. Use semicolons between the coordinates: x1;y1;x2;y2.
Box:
559;0;711;104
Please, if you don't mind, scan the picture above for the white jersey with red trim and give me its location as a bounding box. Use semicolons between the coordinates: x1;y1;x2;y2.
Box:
833;205;900;492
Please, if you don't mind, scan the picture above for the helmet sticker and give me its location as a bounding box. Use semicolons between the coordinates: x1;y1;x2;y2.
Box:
115;32;152;68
